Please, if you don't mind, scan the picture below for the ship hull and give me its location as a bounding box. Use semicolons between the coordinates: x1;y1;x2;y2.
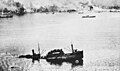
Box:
46;51;83;63
0;15;13;18
82;15;96;18
46;51;83;66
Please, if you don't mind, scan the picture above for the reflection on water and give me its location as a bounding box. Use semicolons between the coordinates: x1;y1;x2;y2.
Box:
46;58;83;68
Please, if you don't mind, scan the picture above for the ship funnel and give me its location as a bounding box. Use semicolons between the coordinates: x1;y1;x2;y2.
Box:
71;44;74;53
38;43;40;54
32;49;35;55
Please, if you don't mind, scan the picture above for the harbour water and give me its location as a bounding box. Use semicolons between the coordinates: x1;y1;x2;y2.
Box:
0;12;120;71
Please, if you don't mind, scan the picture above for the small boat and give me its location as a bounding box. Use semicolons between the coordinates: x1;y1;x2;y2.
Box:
0;12;13;18
45;44;83;64
0;14;13;18
82;15;96;18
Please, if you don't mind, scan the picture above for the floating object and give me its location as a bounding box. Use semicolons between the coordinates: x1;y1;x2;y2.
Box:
82;15;96;18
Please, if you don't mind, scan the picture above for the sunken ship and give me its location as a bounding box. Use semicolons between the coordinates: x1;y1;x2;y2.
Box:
18;43;83;67
44;44;83;65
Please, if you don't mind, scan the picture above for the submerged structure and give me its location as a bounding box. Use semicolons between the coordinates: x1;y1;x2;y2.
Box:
45;44;83;67
45;44;83;60
18;43;83;67
18;43;41;63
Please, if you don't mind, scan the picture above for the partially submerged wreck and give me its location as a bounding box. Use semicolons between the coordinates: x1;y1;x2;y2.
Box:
45;44;83;66
18;43;41;63
18;43;83;67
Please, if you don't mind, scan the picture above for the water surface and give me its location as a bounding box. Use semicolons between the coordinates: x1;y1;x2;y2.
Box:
0;13;120;71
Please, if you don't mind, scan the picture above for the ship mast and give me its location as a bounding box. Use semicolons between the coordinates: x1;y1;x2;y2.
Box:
38;43;41;63
38;43;40;55
71;44;74;53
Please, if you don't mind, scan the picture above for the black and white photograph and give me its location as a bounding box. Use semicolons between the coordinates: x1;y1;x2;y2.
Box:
0;0;120;71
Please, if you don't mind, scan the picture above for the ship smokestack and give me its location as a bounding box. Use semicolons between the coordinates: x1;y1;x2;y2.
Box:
71;44;74;53
38;43;40;54
32;49;35;55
